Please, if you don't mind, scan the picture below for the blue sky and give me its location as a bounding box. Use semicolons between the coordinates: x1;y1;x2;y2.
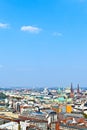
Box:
0;0;87;88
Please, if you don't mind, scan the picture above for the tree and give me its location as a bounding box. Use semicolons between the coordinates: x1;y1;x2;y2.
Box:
0;92;7;99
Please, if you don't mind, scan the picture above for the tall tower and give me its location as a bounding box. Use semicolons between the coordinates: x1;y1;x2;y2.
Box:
71;83;73;93
77;84;80;94
70;83;74;98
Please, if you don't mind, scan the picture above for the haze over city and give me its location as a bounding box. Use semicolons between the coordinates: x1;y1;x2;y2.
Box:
0;0;87;87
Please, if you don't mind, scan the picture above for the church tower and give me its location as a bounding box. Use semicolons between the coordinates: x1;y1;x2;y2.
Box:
77;84;80;94
70;83;74;98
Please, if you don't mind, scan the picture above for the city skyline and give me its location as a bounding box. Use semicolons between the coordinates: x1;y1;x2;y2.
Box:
0;0;87;87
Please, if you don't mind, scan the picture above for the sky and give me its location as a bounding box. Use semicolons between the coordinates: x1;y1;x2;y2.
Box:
0;0;87;88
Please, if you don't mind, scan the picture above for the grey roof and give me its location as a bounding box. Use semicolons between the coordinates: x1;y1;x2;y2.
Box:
44;109;57;114
64;113;84;118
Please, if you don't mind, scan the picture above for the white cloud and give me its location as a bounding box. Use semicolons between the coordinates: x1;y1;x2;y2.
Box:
21;25;41;33
16;68;32;71
53;32;63;37
0;23;9;29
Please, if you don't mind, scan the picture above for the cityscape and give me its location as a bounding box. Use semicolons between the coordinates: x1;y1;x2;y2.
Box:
0;0;87;129
0;84;87;129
